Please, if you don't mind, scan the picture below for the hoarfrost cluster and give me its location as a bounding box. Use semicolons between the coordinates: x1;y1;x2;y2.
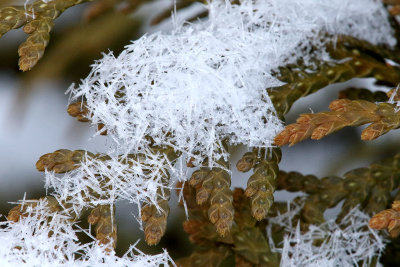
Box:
277;207;385;267
44;150;173;209
0;198;172;266
68;0;394;163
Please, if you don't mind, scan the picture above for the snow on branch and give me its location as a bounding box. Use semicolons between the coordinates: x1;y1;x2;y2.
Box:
0;197;172;266
44;151;172;209
68;0;394;162
269;205;386;267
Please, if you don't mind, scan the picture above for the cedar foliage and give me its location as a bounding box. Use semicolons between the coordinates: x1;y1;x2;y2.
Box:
1;0;400;266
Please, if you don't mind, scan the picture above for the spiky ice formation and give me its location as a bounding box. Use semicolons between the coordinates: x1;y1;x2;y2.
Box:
0;197;172;266
44;151;172;209
270;206;386;267
68;0;395;162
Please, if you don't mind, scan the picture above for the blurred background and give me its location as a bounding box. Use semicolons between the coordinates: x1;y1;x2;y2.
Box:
1;0;399;260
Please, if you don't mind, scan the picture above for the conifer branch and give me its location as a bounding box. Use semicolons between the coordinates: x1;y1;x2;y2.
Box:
141;191;170;246
88;204;117;250
243;148;281;221
36;149;95;173
269;39;400;115
275;99;400;146
277;154;400;224
8;196;63;223
0;0;93;71
177;183;280;266
189;159;234;236
370;200;400;238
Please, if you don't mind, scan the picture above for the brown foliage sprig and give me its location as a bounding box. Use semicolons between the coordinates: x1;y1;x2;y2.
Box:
34;146;179;247
274;98;400;147
189;159;234;237
141;186;171;246
8;196;64;223
370;200;400;238
68;101;107;135
240;148;282;221
0;0;92;71
88;204;117;250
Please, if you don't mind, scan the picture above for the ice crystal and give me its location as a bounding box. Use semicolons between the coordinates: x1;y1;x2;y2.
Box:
273;207;386;267
68;0;395;163
44;151;172;209
0;198;172;266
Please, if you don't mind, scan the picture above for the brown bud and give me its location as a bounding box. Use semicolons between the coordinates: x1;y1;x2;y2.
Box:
67;101;90;122
236;152;257;172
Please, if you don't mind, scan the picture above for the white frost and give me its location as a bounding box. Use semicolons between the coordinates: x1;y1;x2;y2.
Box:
68;0;394;163
269;205;386;267
0;198;172;266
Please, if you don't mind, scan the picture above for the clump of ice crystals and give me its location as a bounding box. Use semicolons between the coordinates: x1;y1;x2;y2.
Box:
68;0;394;163
273;207;386;267
0;198;172;266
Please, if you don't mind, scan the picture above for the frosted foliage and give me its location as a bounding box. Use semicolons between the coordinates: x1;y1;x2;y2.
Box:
68;0;393;161
45;153;171;208
274;208;385;267
0;198;172;266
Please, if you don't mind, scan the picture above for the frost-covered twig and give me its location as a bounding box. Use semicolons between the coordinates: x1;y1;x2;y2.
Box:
0;197;173;266
269;205;386;267
68;0;395;163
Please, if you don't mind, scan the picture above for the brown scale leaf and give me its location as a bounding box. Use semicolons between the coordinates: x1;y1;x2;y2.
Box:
277;172;350;224
275;99;400;146
179;182;233;246
18;17;53;71
364;156;400;214
232;227;279;266
139;149;180;245
178;181;281;266
141;196;170;246
88;205;117;250
370;201;400;238
36;149;95;173
245;158;278;221
189;168;211;188
68;101;108;135
0;6;28;37
236;150;258;173
303;176;347;224
194;160;234;236
0;0;93;71
67;101;90;122
232;188;257;229
336;168;374;221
